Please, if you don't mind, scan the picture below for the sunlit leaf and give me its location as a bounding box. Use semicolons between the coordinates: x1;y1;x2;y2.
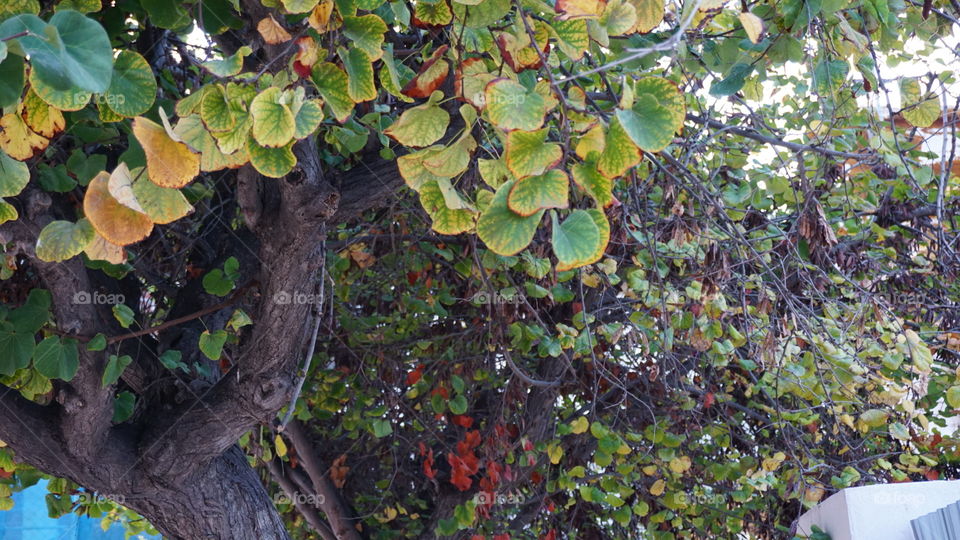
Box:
83;171;154;246
505;128;562;178
311;62;355;122
0;112;48;161
104;50;156;117
384;91;449;147
340;47;377;103
35;219;95;262
257;15;292;44
250;87;296;147
132;116;200;188
247;135;296;178
484;78;546;131
201;46;252;77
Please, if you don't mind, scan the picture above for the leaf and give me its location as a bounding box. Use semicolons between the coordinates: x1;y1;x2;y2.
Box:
83;171;154;246
202;46;251;77
132;116;200;188
247;135;296;178
141;0;191;28
308;0;336;32
477;179;545;255
738;12;764;43
556;0;606;19
101;354;131;387
84;231;124;264
947;386;960;409
570;416;589;433
131;168;193;224
112;304;135;328
419;179;476;234
0;199;16;225
199;330;228;360
251;87;296;148
484;78;546;131
452;0;511;27
340;47;377;103
859;408;889;428
175;115;249;172
505;128;562;178
0;149;29;197
812;60;849;95
274;433;288;458
112;391;135;422
0;327;35;376
0;112;48;160
2;10;112;93
372;418;392;437
508;169;569;216
33;336;79;381
311;62;355;122
422;135;476;177
200;85;235;133
107;162;145;214
900;77;940;128
449;394;468;414
549;19;589;60
615;79;685;154
597;116;640;178
257;15;292;44
552;210;601;270
20;88;64;138
283;0;320;13
0;55;24;109
709;62;752;97
600;0;636;36
104;50;156;117
342;15;387;60
631;0;664;32
398;146;448;191
384;91;450;147
402;46;450;99
291;94;324;139
414;0;453;26
571;156;614;207
35;219;95;262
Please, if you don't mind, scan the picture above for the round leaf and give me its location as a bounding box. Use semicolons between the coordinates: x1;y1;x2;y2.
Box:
477;179;545;255
104;50;156;117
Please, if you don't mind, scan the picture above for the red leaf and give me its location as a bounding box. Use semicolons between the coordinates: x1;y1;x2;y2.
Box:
407;364;425;386
448;453;473;491
703;392;715;409
452;414;474;428
293;60;312;79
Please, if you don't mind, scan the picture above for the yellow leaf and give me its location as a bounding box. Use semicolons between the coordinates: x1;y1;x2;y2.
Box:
650;478;666;496
132;116;200;188
547;443;564;464
668;456;691;474
84;231;126;265
575;124;606;159
21;89;65;138
84;172;154;246
258;15;292;44
275;434;288;457
738;12;764;44
308;0;338;32
570;415;589;434
556;0;606;19
0;113;49;161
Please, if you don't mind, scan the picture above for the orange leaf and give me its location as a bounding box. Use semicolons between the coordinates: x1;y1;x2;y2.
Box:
308;0;337;33
132;116;200;188
257;15;292;44
402;46;450;99
84;172;154;246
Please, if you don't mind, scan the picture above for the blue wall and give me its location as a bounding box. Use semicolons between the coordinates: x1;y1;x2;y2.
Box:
0;480;160;540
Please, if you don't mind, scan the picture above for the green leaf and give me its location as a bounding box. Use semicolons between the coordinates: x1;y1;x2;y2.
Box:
0;54;24;109
10;289;50;333
477;179;545;256
571;156;613;207
250;87;296;148
33;336;79;381
175;115;250;172
597;116;640;178
508;169;569;216
340;47;377;103
140;0;191;29
282;0;320;12
371;418;393;437
112;391;135;422
104;50;156;117
158;349;186;371
101;354;131;387
449;394;468;414
200;85;235;133
616;95;676;153
709;63;752;97
112;304;134;328
0;327;35;376
0;200;16;225
419;179;476;234
291;95;324;139
549;19;589;60
398;147;448;191
947;386;960;409
0;149;29;197
812;59;848;95
247;135;296;178
505;128;562;178
86;333;106;351
384;91;449;147
414;0;453;25
2;10;113;93
342;15;387;60
452;0;511;28
201;46;251;77
311;62;355;122
552;209;601;270
131;169;194;224
199;329;228;360
203;268;235;297
484;78;545;131
35;219;95;262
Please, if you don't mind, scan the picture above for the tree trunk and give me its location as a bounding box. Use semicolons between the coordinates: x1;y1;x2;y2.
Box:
113;447;291;540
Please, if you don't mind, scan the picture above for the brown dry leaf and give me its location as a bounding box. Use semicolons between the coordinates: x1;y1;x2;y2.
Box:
258;15;292;44
308;0;337;32
330;454;349;488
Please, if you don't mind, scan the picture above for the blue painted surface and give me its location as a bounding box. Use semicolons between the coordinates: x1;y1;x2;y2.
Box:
0;480;160;540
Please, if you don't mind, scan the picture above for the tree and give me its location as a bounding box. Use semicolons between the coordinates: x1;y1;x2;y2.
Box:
0;0;957;537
